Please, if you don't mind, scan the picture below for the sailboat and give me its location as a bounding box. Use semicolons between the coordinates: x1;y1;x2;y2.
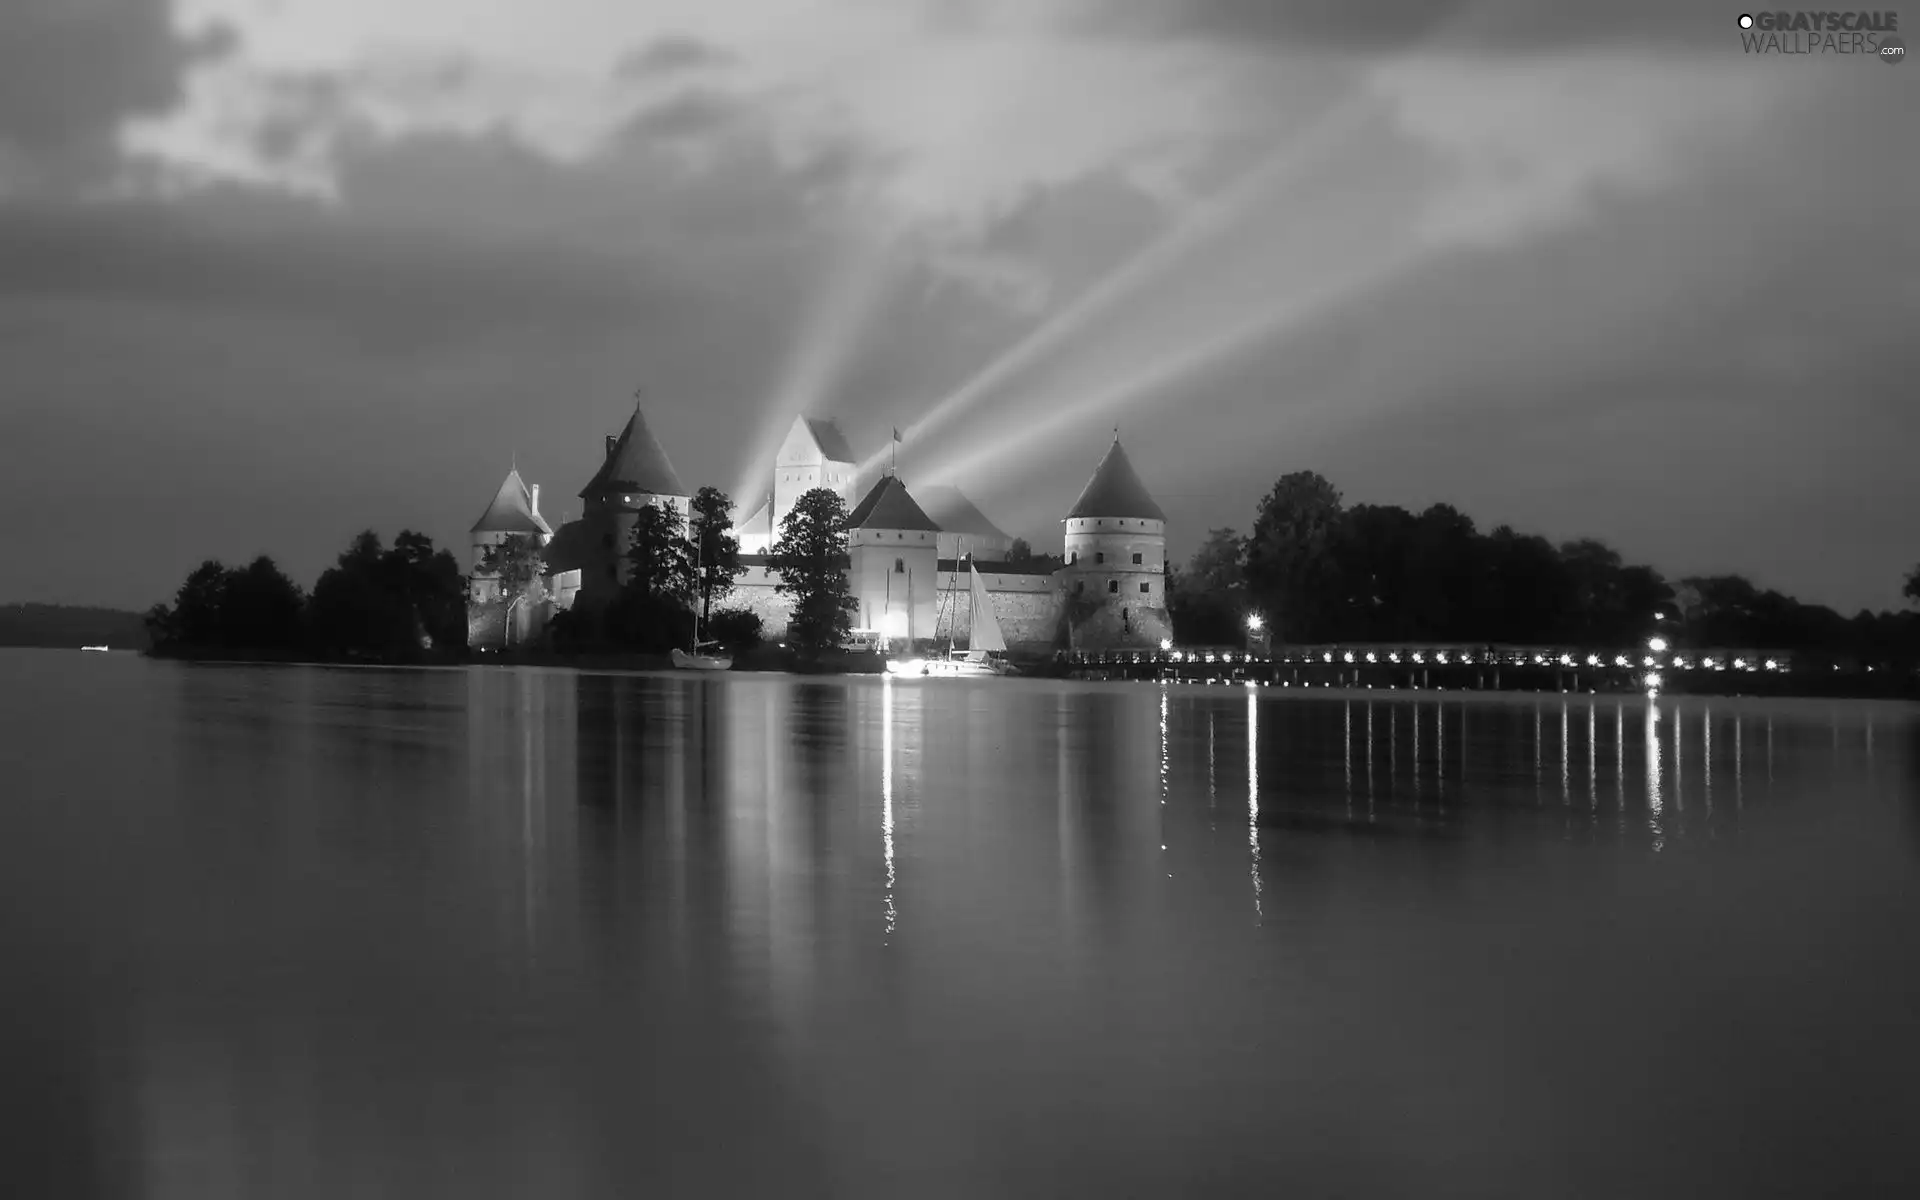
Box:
916;556;1015;678
671;526;733;671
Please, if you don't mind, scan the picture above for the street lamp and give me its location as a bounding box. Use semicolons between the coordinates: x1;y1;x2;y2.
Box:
1648;636;1668;654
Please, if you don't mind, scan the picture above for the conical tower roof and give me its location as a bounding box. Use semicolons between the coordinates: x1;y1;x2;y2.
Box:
1066;437;1163;521
580;399;686;500
846;475;941;532
471;468;553;535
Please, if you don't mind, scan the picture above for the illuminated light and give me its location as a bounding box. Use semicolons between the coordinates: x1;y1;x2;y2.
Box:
1436;652;1449;664
1733;657;1746;670
1643;656;1656;668
1244;680;1256;688
1614;655;1629;667
1586;655;1601;667
1648;636;1668;653
1704;657;1719;670
882;611;909;639
1673;656;1686;669
876;100;1378;477
1645;671;1663;690
1366;652;1377;663
1532;654;1545;666
1205;653;1217;663
1322;652;1332;663
1159;638;1172;652
1559;654;1574;667
1389;652;1401;664
1412;652;1425;664
1246;614;1264;632
1343;651;1354;664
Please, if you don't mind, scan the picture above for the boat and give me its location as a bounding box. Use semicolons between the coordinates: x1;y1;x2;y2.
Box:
887;555;1016;677
671;532;733;671
80;645;110;652
671;647;732;671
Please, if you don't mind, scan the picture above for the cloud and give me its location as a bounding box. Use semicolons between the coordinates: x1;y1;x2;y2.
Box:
1066;0;1734;52
0;0;234;189
613;35;739;81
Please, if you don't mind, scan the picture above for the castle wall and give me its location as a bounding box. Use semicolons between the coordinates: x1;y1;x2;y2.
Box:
849;529;939;642
1060;515;1171;650
930;571;1062;652
466;592;555;650
726;566;796;637
772;421;857;542
577;493;689;608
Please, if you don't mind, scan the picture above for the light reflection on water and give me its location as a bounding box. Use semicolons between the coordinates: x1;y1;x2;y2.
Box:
3;650;1920;1198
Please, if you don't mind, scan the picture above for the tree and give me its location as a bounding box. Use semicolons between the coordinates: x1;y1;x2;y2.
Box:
1905;563;1920;606
1007;537;1034;565
1188;527;1249;595
383;531;467;651
146;555;305;652
1245;471;1345;642
221;556;306;649
625;503;696;606
689;486;746;629
770;486;857;655
482;533;546;609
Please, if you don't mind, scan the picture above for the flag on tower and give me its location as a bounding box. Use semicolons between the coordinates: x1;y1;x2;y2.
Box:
892;426;903;443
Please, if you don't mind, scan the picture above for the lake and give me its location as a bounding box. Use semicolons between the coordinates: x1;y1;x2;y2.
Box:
4;647;1919;1198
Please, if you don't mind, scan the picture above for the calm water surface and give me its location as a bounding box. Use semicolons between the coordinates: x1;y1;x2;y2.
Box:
5;648;1920;1198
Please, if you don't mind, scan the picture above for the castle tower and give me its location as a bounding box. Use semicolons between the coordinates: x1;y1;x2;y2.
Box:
469;467;553;604
845;474;942;645
738;416;860;553
1059;435;1171;650
577;398;690;607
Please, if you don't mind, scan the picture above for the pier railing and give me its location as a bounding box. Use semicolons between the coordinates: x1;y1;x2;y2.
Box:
1052;643;1917;696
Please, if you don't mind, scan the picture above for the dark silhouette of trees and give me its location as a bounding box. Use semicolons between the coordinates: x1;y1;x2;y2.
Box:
1245;471;1345;641
690;486;746;629
625;504;695;606
1169;528;1250;645
1905;563;1920;606
1185;469;1917;669
606;503;696;651
704;609;763;653
770;487;857;655
146;556;305;652
312;530;469;658
1007;537;1033;564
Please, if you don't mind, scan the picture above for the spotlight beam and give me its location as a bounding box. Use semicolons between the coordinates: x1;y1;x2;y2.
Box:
920;243;1427;491
732;233;902;503
862;98;1379;478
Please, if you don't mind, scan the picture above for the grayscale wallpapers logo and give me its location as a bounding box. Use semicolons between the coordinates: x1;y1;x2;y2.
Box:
1737;11;1905;60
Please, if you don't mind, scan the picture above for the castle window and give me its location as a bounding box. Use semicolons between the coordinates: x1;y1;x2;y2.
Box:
895;558;904;574
1096;552;1105;564
897;532;903;539
1139;582;1150;594
1107;580;1119;594
1132;553;1142;565
1070;551;1078;564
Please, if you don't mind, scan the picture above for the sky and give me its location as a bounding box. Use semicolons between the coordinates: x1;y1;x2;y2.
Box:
2;0;1915;614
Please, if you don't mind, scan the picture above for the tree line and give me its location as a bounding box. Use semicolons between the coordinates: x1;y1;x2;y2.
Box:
1170;470;1920;663
145;530;467;661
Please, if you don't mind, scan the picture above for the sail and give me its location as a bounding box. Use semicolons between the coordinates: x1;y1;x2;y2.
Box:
967;564;1007;655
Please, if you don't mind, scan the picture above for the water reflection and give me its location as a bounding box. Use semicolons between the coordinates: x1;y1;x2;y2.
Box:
8;651;1920;1197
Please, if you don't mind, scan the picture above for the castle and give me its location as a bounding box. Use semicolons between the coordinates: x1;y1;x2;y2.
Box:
468;400;1172;653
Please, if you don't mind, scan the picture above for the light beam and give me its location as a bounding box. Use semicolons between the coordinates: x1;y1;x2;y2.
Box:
862;98;1381;479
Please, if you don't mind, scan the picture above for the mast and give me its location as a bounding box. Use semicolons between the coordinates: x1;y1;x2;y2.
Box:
692;525;702;651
